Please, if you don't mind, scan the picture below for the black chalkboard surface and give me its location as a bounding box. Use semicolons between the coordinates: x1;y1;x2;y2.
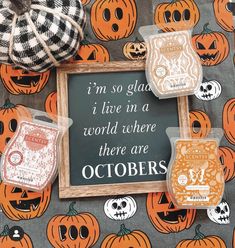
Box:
57;62;180;198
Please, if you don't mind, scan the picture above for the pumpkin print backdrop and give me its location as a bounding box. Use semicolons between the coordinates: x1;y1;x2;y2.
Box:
192;23;230;66
146;192;196;234
0;65;50;95
47;202;100;248
0;99;32;155
0;182;52;221
154;0;200;32
0;225;33;248
0;0;234;247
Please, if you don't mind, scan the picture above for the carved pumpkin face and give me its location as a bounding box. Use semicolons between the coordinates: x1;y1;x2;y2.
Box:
45;91;57;122
101;224;151;248
189;110;211;138
0;225;33;248
223;98;235;145
0;65;50;95
214;0;234;32
91;0;137;41
0;182;51;221
69;40;110;63
155;0;200;32
192;24;230;66
219;146;235;182
123;39;146;60
146;192;196;233
195;78;222;101
104;196;137;220
47;202;100;248
0;99;31;155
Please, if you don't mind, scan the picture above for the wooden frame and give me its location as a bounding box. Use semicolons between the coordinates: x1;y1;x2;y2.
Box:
57;61;187;198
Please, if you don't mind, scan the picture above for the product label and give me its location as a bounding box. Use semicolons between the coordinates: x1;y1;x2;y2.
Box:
1;121;59;191
146;31;202;97
169;139;224;207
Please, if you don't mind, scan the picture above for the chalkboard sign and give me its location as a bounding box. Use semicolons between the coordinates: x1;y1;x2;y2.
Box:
57;62;183;198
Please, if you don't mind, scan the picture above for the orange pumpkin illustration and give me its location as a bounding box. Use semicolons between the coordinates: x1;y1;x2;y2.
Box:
0;225;33;248
219;146;235;182
123;38;146;60
223;98;235;145
69;39;110;63
0;99;31;155
0;64;50;95
154;0;200;32
176;224;227;247
214;0;234;32
192;23;230;66
47;202;100;248
91;0;137;41
0;181;52;221
45;91;57;122
146;192;196;234
189;110;211;138
101;224;152;248
81;0;91;6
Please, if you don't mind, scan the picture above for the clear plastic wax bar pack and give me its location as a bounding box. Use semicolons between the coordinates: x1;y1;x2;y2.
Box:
139;25;202;99
166;128;225;209
1;109;72;192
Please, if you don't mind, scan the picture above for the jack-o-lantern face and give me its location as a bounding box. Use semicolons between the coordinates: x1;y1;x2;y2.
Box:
195;78;222;101
104;196;137;220
0;99;31;155
146;192;196;233
69;40;110;63
0;182;52;221
0;65;50;95
214;0;234;32
192;23;230;66
154;0;200;32
47;202;100;248
123;39;146;60
91;0;137;41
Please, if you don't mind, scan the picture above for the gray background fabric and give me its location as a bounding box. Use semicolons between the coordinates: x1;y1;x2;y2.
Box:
0;0;234;247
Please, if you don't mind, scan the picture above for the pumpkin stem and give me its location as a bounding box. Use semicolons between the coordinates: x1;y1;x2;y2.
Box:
193;224;206;240
1;99;15;110
117;224;132;237
201;23;213;34
80;35;90;46
9;0;31;16
0;225;10;237
66;202;79;216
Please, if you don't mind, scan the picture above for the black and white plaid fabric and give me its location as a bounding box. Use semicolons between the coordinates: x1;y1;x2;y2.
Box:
0;0;85;72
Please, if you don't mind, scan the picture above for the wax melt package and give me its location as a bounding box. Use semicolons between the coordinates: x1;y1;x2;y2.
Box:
0;109;72;192
166;128;225;209
139;25;202;99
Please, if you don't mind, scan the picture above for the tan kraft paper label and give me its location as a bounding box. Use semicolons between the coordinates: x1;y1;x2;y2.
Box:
146;31;202;98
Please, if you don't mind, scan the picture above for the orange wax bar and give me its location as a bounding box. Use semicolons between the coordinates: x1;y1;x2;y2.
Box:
168;139;224;208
